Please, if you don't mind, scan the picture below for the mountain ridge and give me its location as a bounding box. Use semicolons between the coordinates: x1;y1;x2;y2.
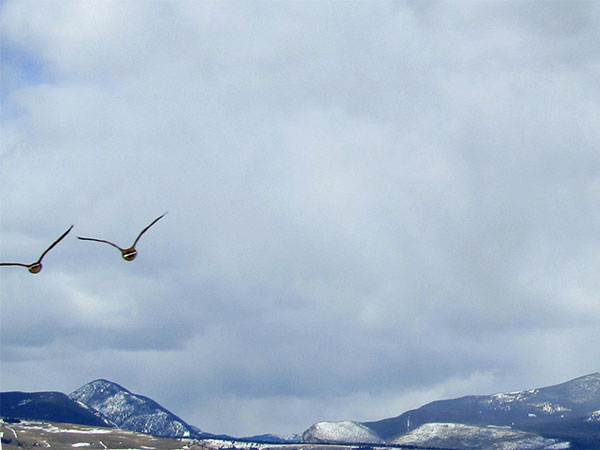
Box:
303;372;599;448
361;372;600;442
2;372;599;448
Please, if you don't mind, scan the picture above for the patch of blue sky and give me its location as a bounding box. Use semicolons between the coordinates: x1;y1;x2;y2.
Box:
1;42;53;120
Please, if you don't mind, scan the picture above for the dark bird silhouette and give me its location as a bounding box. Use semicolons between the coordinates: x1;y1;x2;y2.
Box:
0;225;74;274
77;213;166;261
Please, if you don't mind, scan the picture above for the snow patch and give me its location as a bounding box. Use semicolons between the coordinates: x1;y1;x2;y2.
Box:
392;423;569;450
587;410;600;422
201;439;273;450
18;421;113;434
302;420;381;443
533;402;571;415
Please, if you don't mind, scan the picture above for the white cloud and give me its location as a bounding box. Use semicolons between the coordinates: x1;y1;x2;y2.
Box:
1;0;600;437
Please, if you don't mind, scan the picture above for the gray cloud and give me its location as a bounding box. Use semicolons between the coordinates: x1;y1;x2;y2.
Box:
2;0;600;437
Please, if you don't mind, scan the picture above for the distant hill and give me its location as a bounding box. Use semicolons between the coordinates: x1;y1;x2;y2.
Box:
302;373;600;449
363;372;600;448
302;421;382;444
0;380;202;440
240;433;302;443
69;379;199;438
0;391;112;428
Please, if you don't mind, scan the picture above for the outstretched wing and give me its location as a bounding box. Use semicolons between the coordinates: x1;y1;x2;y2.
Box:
132;212;167;247
0;262;31;268
77;236;124;251
37;225;74;263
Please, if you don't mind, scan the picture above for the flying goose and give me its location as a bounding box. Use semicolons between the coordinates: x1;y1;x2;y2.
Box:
0;225;74;274
77;213;166;261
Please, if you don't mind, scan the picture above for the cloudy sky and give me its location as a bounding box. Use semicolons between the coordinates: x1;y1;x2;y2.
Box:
1;0;600;437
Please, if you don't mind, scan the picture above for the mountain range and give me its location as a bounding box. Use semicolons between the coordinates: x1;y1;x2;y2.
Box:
2;372;599;449
361;372;600;447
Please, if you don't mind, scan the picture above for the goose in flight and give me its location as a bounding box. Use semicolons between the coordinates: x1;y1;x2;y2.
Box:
77;213;166;261
0;225;74;274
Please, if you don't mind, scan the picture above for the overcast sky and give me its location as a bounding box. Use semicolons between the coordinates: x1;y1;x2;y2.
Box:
1;0;600;437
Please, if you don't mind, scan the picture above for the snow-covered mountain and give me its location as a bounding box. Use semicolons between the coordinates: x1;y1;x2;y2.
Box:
69;379;198;438
392;423;569;450
301;420;381;444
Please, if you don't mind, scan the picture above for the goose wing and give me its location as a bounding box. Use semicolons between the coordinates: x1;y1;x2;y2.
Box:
37;225;74;263
0;262;31;268
77;236;124;251
132;212;167;247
